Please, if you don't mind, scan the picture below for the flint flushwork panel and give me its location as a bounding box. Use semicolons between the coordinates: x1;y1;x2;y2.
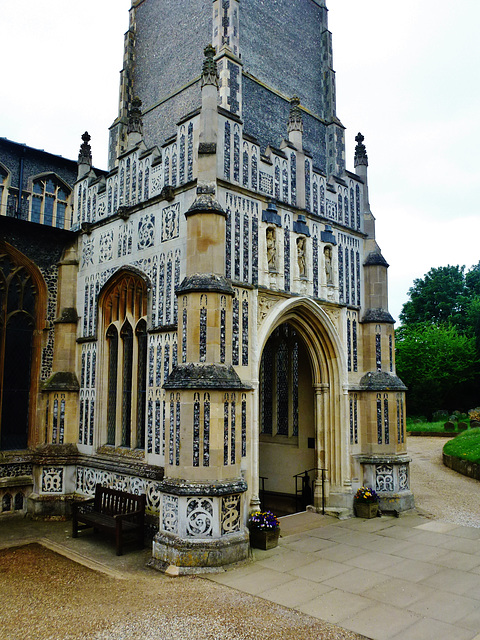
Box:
76;466;162;514
225;192;259;285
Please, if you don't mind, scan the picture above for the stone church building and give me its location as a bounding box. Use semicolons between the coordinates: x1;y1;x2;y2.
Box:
0;0;412;571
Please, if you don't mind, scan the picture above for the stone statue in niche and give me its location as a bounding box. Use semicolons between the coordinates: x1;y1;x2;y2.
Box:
297;237;306;276
324;246;333;284
266;227;276;271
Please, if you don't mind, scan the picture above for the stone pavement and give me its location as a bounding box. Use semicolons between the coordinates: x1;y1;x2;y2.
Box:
209;511;480;640
2;510;480;640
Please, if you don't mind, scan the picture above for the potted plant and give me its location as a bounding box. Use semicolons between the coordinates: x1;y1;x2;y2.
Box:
354;486;379;519
247;510;280;549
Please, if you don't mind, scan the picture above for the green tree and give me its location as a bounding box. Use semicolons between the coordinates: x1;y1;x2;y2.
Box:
395;323;478;417
399;265;466;327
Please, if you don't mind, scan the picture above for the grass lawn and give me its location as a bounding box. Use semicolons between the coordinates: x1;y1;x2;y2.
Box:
443;429;480;464
407;420;449;433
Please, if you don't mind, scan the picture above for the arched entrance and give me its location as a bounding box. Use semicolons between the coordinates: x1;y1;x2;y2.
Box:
255;297;347;515
259;322;315;514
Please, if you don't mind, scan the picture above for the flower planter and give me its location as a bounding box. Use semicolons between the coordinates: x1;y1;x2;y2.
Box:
354;502;379;519
249;528;280;550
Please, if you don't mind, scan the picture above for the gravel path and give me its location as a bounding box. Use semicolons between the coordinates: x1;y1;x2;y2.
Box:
408;435;480;527
0;544;365;640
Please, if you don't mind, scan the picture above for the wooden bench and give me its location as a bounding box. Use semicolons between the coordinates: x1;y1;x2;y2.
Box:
72;485;146;556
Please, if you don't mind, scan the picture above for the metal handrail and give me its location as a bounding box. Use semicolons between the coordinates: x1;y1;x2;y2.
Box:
293;467;327;515
259;476;268;511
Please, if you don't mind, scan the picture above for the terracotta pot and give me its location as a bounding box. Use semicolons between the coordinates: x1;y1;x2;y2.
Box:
249;528;280;550
354;502;379;519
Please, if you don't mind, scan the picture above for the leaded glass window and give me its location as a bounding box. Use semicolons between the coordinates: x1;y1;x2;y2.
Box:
259;324;301;438
102;273;148;450
29;176;70;228
0;253;37;450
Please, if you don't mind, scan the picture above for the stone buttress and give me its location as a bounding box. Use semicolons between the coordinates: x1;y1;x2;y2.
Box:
151;47;250;573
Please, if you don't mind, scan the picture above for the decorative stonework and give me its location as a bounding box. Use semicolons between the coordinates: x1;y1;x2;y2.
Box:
376;464;394;492
221;495;241;534
186;497;214;537
162;494;179;533
161;203;180;242
82;237;95;268
99;230;114;263
0;463;33;478
258;296;276;323
75;466;162;514
41;467;64;493
138;214;155;250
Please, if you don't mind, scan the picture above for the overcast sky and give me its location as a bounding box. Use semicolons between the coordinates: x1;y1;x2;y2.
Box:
1;0;478;322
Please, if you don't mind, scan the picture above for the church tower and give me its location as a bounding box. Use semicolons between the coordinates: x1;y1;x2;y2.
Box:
20;0;411;572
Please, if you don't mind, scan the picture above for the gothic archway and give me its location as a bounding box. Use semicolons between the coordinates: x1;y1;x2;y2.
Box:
0;244;46;450
259;322;315;514
255;297;347;514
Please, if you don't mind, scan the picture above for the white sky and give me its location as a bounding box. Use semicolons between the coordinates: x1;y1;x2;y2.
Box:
1;0;479;322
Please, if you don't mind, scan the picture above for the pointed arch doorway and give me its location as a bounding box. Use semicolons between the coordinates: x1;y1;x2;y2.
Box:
258;321;316;515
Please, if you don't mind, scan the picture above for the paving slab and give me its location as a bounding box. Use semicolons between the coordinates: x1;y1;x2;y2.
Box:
256;549;318;572
258;577;333;608
415;521;461;533
389;618;478;640
358;535;411;555
393;541;451;563
460;605;480;632
407;590;479;624
340;602;421;640
343;550;404;571
281;535;338;554
439;535;480;554
363;577;436;608
211;566;295;596
289;556;352;582
421;567;480;596
296;589;372;624
406;529;456;546
314;543;367;563
321;566;391;594
434;549;480;571
378;557;442;582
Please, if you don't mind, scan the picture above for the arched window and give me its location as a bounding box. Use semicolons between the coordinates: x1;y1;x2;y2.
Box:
102;272;148;450
29;175;70;229
260;323;300;438
0;248;43;450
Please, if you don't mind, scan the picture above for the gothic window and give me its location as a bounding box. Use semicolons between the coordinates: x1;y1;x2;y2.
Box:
0;249;43;450
260;324;300;439
29;176;70;229
102;272;148;449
